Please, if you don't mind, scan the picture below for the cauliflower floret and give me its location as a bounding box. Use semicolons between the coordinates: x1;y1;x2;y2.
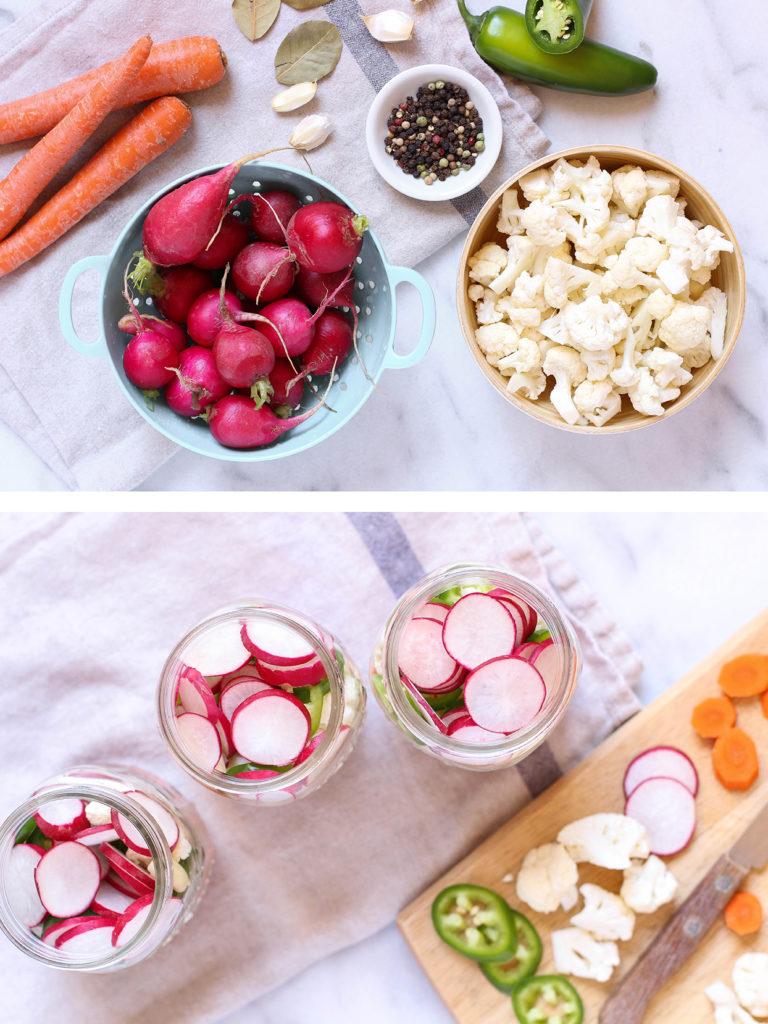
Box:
510;271;548;312
489;235;538;296
515;842;579;914
475;288;504;326
602;250;661;294
622;236;668;273
733;954;768;1018
557;813;650;870
562;295;629;353
542;257;603;309
658;301;713;357
696;285;728;359
532;240;573;277
467;242;507;287
497;335;542;375
641;347;693;389
620;855;678;913
467;283;485;302
475;323;522;367
551;927;620;983
519;165;569;203
596;210;637;265
697;223;734;268
496;186;525;236
637;194;679;243
573;379;622;426
506;367;547;400
706;981;761;1024
496;298;542;330
646;288;676;321
573;230;607;266
147;856;189;893
521;200;574;248
611;325;643;388
173;831;192;862
644;169;680;200
611;165;648;218
581;347;618;383
627;366;681;415
570;883;636;941
85;801;112;826
542;345;587;426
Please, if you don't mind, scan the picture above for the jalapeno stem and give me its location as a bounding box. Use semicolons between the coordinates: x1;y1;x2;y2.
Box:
457;0;483;42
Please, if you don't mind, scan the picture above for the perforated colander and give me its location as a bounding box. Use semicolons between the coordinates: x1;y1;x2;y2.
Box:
59;162;435;462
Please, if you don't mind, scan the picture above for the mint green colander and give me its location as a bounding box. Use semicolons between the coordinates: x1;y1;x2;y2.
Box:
59;162;436;462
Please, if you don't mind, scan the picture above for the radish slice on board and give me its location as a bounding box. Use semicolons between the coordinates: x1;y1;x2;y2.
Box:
400;675;449;735
183;620;251;676
176;712;222;772
220;677;273;720
232;690;311;765
177;667;218;718
7;844;45;928
442;593;518;670
530;639;558;689
91;880;137;917
241;619;316;666
624;776;696;856
111;792;179;856
623;746;699;798
99;844;154;896
447;715;505;744
464;657;546;734
55;917;116;955
33;798;89;841
34;842;101;918
398;617;459;693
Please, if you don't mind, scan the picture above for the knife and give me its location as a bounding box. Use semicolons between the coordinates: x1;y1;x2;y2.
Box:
599;802;768;1024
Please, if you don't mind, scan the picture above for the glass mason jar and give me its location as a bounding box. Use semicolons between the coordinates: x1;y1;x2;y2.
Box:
370;563;581;771
0;764;210;971
157;601;366;802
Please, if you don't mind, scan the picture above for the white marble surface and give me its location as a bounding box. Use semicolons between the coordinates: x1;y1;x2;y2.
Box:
1;0;766;491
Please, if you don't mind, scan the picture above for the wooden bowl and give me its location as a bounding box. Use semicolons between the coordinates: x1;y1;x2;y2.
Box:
456;145;746;433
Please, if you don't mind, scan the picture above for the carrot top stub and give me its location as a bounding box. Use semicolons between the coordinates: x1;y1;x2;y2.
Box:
691;695;736;738
718;653;768;698
712;726;759;791
725;891;763;935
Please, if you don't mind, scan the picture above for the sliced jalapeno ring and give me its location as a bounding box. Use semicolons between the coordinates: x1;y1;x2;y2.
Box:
525;0;593;55
512;974;584;1024
480;910;543;992
432;883;517;962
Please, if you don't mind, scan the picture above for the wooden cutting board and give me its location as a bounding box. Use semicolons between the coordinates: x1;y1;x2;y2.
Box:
398;607;768;1024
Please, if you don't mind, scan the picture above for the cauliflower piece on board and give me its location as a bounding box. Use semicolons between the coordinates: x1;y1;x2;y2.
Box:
696;285;728;359
506;367;547;400
620;855;678;913
551;927;620;983
543;257;603;309
468;243;507;286
475;323;522;367
733;954;768;1018
573;379;622;427
562;295;629;354
542;345;587;426
496;186;525;235
557;813;650;870
515;842;579;914
658;301;713;356
570;883;636;941
706;981;761;1024
611;165;648;218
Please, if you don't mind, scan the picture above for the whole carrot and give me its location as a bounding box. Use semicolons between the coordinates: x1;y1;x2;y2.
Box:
0;35;152;243
0;96;192;278
0;37;225;146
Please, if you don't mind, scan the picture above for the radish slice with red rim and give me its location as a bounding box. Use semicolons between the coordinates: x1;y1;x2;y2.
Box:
72;824;120;847
442;593;518;670
624;776;696;856
177;667;218;717
463;656;546;734
623;745;699;798
514;642;538;661
220;677;273;720
295;731;324;766
183;619;251;676
42;915;94;947
105;869;142;899
529;638;558;689
413;601;450;623
99;844;154;896
7;844;45;928
255;654;328;688
440;707;468;728
488;589;537;637
33;798;89;841
112;791;179;857
231;689;311;766
91;880;137;917
112;894;154;948
55;916;117;955
241;619;317;666
446;715;506;744
176;712;222;773
400;675;449;735
34;842;101;918
398;616;459;693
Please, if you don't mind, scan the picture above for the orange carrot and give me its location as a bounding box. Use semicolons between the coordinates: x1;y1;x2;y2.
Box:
712;727;759;790
0;36;152;243
718;653;768;698
725;891;763;935
0;97;192;278
0;38;225;146
691;695;736;738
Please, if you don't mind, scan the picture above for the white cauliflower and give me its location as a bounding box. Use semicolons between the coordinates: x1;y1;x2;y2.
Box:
467;242;507;286
506;367;547;400
644;168;680;200
596;210;637;265
474;288;504;326
610;324;643;388
515;842;579;914
519;165;569;204
562;295;629;353
542;345;587;426
733;954;768;1018
611;165;648;218
521;200;573;248
641;347;692;390
622;235;668;272
696;285;728;359
570;883;636;941
602;250;661;294
557;813;650;870
510;271;548;312
620;855;678;913
496;186;525;235
697;223;734;267
706;981;761;1024
542;257;603;309
85;801;112;826
551;927;620;983
627;365;680;416
475;323;521;366
496;298;543;330
581;347;618;382
489;234;538;295
658;301;713;356
497;334;542;375
467;283;485;302
573;379;622;426
637;194;680;243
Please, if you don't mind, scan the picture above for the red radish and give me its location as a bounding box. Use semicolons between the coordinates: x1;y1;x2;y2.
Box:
207;386;329;450
398;616;459;693
111;792;179;857
288;309;353;388
529;639;558;689
623;746;699;799
7;844;45;927
443;593;518;670
213;322;275;396
165;346;231;417
254;654;328;688
248;190;302;243
514;642;539;661
235;768;283;780
99;844;154;896
211;707;233;757
269;357;305;414
447;715;505;744
489;594;528;645
624;776;696;856
123;330;180;389
295;265;355;311
187;287;244;348
176;712;222;772
401;674;450;734
129;260;212;323
255;297;315;358
231;690;311;765
94;847;110;881
105;870;142;900
192;212;250;270
117;313;187;352
42;915;95;947
183;618;251;675
35;842;101;918
177;666;218;718
231;241;296;303
34;797;88;841
441;707;468;727
112;894;154;948
55;916;116;955
72;824;120;846
91;880;137;917
295;731;325;766
414;600;451;624
463;656;546;734
286;201;368;274
489;588;537;637
241;619;317;666
142;155;264;266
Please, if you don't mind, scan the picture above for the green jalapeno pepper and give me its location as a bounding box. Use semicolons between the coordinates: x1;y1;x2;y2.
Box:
512;974;584;1024
457;0;657;96
432;883;518;962
525;0;593;55
480;910;543;992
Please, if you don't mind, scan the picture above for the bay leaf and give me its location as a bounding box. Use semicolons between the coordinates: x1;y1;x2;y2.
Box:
274;20;343;85
232;0;282;42
282;0;332;9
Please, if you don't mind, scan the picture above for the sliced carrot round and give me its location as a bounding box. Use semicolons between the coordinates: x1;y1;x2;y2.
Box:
691;695;736;738
718;654;768;698
712;727;759;790
725;891;763;935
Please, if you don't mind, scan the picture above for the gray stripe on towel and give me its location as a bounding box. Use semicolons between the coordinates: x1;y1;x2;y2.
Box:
346;512;424;596
516;741;563;797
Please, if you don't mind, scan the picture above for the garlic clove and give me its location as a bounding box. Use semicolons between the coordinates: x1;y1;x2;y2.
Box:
361;10;415;42
289;113;333;151
271;81;318;114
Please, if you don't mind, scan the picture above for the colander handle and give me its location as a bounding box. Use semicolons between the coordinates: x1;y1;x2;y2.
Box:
382;265;436;370
59;254;111;357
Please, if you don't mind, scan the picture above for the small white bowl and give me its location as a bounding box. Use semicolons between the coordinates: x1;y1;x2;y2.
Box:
365;63;502;202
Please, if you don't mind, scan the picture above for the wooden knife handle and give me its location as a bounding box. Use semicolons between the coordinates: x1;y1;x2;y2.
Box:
599;853;747;1024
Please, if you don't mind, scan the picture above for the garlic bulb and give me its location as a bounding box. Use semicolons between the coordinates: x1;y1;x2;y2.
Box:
361;10;415;42
271;81;317;113
289;114;333;151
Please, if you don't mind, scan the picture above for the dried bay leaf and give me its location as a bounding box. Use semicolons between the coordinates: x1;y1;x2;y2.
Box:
232;0;281;42
282;0;332;9
274;20;343;85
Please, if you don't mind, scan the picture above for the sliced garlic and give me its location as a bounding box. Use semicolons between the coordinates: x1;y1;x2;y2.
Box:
361;10;415;42
271;81;317;113
289;113;333;151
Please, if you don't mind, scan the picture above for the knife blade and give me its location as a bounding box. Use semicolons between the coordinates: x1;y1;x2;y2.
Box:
599;801;768;1024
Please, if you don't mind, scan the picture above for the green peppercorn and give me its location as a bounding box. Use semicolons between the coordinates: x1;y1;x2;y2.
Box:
435;80;445;89
438;157;449;167
416;116;427;126
474;140;485;152
451;167;460;176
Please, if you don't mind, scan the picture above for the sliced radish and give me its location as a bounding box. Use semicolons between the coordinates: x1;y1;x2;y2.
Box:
91;880;138;917
112;894;154;948
398;616;459;693
94;847;110;880
176;712;222;773
211;708;233;758
99;844;154;896
447;715;505;744
490;589;538;636
112;791;179;856
442;593;517;670
514;642;539;661
33;798;88;841
104;870;142;899
235;769;283;780
177;666;219;718
42;916;94;947
72;824;120;847
55;917;116;955
7;844;45;928
183;619;251;676
295;731;324;767
34;842;101;918
255;655;327;688
530;638;558;689
241;619;316;666
413;601;451;623
400;675;449;735
625;776;696;855
623;746;699;798
489;595;528;647
231;690;311;766
220;677;273;721
464;656;546;734
441;707;468;727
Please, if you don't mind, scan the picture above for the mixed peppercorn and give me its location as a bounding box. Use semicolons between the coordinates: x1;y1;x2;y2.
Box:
384;81;485;185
